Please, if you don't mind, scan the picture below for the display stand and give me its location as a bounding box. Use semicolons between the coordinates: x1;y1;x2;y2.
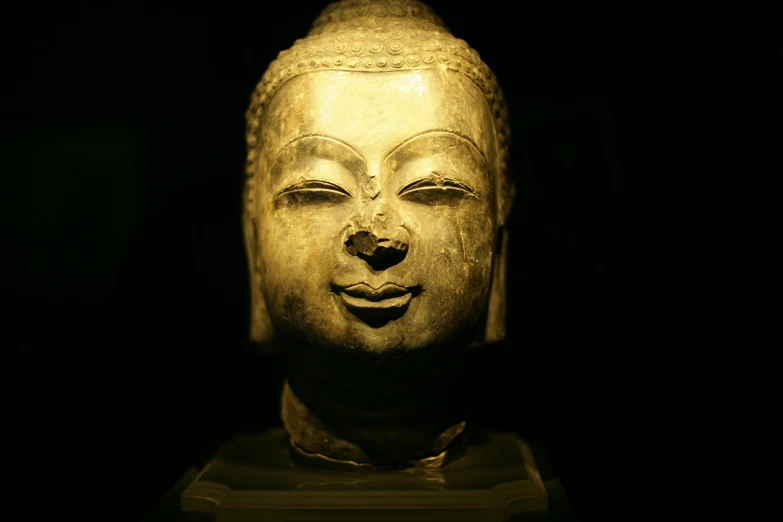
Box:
144;427;575;521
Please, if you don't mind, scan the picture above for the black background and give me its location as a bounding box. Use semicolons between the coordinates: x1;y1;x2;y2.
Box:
5;1;765;521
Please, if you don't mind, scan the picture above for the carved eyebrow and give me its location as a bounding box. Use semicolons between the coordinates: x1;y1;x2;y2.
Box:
383;129;489;166
269;134;366;172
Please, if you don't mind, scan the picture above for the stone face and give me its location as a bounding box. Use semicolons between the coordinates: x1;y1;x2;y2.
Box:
242;0;513;467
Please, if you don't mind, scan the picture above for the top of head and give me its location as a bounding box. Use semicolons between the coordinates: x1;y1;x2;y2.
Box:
245;0;513;223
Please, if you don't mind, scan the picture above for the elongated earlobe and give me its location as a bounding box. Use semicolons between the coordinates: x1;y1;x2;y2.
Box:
484;226;509;344
472;226;508;347
243;185;278;351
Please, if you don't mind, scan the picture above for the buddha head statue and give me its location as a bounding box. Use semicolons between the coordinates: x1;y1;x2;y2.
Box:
243;0;513;467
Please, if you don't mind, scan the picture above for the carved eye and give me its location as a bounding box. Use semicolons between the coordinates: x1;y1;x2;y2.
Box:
397;172;480;204
275;180;352;206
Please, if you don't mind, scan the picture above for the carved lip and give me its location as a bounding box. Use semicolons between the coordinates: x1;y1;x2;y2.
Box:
332;282;421;325
341;282;411;302
341;292;412;310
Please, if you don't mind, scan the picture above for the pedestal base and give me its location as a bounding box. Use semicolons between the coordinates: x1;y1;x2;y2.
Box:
145;428;577;521
164;428;557;522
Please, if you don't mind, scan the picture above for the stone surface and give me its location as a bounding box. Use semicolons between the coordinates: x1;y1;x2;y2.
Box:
241;0;516;467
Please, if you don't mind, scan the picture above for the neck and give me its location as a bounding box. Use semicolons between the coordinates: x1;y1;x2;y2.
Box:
281;340;470;466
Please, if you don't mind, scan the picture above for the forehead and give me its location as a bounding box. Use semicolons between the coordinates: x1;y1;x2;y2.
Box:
260;69;496;163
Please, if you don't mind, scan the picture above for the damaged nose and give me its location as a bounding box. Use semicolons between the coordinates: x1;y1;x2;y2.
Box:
344;228;409;271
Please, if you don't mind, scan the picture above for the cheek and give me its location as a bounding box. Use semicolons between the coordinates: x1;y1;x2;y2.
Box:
407;199;495;277
257;204;348;300
402;198;495;331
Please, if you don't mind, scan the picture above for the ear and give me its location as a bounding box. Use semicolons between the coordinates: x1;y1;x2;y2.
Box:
470;225;508;348
484;225;509;345
243;179;279;352
474;145;515;346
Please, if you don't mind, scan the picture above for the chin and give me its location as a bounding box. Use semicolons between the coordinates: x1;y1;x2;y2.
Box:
341;313;479;355
344;319;428;353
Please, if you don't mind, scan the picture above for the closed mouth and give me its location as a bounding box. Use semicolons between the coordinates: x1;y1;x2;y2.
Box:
332;282;421;326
